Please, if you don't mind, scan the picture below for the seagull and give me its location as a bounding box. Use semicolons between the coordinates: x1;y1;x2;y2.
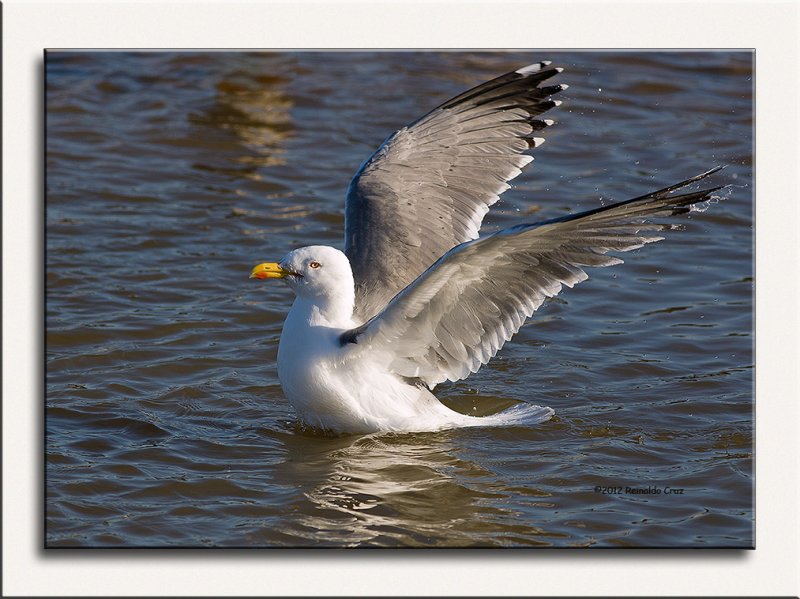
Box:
250;61;725;434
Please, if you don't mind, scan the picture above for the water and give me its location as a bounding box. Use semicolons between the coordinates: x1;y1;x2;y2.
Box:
45;51;754;548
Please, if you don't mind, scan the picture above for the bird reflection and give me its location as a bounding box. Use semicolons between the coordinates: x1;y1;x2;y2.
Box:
271;428;554;547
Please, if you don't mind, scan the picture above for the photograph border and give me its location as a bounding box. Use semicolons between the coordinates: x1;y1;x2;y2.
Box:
5;0;798;596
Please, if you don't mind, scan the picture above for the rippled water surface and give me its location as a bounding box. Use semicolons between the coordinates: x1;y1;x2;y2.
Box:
45;51;754;548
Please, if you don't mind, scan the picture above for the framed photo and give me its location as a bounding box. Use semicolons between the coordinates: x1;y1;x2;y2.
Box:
5;1;798;596
45;49;754;549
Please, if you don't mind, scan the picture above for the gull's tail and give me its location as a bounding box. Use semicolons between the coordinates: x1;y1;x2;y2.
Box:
453;402;555;429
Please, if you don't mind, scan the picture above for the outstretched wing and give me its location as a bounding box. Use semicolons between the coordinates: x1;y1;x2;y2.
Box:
341;168;726;388
345;61;567;322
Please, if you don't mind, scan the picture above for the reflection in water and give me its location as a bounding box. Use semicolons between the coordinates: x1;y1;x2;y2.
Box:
271;430;559;547
189;74;294;174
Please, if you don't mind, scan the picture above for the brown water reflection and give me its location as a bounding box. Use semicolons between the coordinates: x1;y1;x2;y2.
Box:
263;431;560;547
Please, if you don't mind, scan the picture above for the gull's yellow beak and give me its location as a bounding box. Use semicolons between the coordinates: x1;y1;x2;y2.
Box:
250;262;291;280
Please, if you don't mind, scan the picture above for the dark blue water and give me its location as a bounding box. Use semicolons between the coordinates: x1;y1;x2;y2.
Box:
46;51;753;547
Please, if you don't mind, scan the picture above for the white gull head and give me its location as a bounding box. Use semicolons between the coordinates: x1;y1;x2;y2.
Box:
251;245;355;327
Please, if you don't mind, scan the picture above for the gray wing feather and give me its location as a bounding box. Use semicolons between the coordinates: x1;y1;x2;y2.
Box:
343;168;726;387
345;62;566;322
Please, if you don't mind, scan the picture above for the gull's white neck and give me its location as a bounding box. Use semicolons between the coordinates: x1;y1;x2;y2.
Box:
289;284;355;329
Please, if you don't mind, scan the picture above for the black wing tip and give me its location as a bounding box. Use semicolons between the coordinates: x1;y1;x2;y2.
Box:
685;165;726;184
438;59;566;113
626;165;728;203
639;168;730;211
631;179;731;218
672;184;728;204
669;184;730;215
531;168;729;228
541;83;570;95
529;118;556;132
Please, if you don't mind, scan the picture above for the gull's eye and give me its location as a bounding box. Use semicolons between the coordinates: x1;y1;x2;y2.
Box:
309;261;321;269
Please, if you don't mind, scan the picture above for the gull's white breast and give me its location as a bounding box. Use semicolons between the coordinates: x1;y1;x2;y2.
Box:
276;298;478;433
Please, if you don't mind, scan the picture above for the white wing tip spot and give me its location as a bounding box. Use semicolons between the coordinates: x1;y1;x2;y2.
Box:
517;61;553;75
543;119;555;126
555;67;565;73
558;83;569;91
552;100;563;107
516;64;540;75
532;137;546;148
